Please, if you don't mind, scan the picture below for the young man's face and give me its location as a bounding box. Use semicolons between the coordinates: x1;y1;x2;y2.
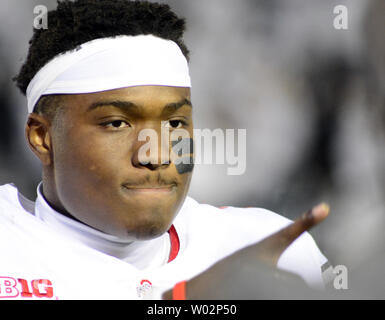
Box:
43;85;193;240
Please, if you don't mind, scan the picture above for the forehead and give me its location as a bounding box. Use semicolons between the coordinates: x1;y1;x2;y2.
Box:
60;85;191;115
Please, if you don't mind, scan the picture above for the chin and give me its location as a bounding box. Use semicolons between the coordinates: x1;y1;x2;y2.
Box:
117;211;174;241
118;221;171;241
133;227;169;241
118;202;178;240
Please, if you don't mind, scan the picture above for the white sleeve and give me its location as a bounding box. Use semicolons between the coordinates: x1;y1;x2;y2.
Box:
277;231;330;290
212;205;331;290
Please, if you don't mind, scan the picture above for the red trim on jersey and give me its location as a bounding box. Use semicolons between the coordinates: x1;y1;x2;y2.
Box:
172;281;186;300
167;224;180;263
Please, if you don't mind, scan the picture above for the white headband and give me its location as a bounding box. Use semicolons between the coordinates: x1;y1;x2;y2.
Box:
26;34;191;113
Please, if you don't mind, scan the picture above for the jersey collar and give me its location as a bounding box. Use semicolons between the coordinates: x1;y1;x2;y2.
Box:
34;182;180;269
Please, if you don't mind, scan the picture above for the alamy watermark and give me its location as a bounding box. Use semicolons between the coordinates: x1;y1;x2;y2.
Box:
33;5;48;30
332;264;348;290
33;5;350;33
137;123;247;176
333;5;348;30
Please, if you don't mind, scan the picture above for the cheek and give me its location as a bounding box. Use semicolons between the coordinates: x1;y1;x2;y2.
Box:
49;129;132;235
52;126;130;187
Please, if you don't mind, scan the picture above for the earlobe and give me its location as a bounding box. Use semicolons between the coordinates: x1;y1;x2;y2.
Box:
25;113;52;166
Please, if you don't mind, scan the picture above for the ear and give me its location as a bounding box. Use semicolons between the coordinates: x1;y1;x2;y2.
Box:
25;113;52;166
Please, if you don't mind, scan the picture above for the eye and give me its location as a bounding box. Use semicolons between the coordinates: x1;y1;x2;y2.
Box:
102;120;130;129
165;120;184;129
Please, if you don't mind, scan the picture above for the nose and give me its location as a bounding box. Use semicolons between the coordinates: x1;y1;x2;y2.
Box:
132;127;170;170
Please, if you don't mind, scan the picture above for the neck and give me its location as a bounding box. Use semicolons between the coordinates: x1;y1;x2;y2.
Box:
41;169;82;223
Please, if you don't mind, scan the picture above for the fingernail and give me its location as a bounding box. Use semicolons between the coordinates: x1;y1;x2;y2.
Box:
312;203;330;219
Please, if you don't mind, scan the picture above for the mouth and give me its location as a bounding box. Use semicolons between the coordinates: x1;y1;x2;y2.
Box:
122;184;177;193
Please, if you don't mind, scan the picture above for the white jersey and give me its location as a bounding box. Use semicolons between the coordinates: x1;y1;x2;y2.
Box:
0;183;330;300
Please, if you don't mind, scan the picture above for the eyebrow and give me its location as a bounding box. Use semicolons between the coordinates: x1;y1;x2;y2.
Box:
87;98;192;114
161;98;192;115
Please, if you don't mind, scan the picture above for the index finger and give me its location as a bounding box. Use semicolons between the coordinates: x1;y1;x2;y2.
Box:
254;203;330;266
277;202;330;244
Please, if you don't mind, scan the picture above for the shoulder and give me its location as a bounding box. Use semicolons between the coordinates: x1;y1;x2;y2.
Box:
0;183;35;220
177;197;295;242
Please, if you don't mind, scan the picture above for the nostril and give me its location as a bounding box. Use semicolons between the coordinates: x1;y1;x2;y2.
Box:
140;159;170;170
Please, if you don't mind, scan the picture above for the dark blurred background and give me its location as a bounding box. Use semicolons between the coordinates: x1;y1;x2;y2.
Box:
0;0;384;296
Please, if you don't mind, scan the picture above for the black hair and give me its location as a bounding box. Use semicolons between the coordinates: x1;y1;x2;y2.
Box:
15;0;189;116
